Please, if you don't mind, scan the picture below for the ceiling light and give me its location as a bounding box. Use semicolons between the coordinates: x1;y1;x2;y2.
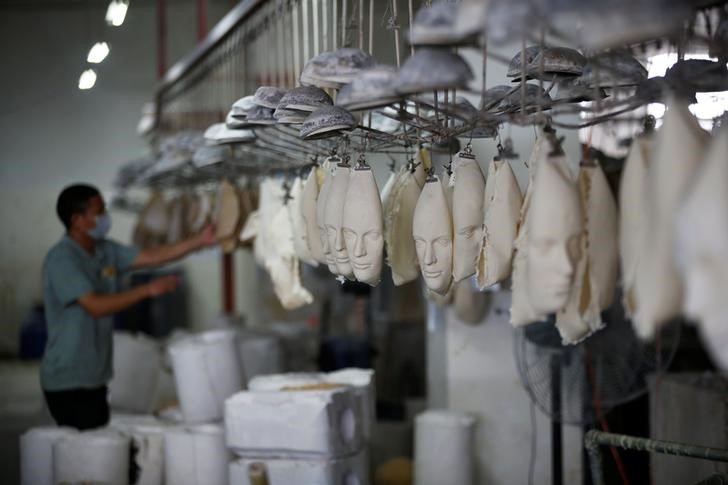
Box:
79;69;97;90
105;0;129;27
87;42;110;64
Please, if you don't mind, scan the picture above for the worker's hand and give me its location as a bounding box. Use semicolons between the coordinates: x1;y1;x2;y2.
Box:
146;275;178;297
195;223;218;248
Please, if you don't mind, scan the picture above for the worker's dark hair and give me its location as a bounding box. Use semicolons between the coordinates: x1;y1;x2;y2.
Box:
56;184;101;230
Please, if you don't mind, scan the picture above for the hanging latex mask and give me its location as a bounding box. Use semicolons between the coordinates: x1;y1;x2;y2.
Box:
633;97;708;339
215;179;242;253
511;133;549;326
526;141;584;317
325;163;355;279
166;194;188;244
451;149;486;282
316;158;338;273
385;152;430;286
619;133;654;318
476;158;523;289
300;166;325;264
440;168;453;210
288;177;318;267
237;186;258;249
555;163;618;344
139;190;169;239
255;178;313;310
343;162;384;285
413;176;453;295
675;126;728;370
381;167;398;206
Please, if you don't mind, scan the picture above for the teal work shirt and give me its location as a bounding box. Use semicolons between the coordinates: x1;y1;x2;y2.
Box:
40;235;138;391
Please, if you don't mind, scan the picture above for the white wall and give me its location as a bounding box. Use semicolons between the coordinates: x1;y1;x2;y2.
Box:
0;0;231;354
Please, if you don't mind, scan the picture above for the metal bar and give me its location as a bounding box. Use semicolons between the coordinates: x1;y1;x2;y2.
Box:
585;431;728;463
158;0;268;94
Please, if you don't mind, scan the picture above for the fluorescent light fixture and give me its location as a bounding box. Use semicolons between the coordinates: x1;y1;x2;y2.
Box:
87;42;110;64
105;0;129;27
79;69;97;90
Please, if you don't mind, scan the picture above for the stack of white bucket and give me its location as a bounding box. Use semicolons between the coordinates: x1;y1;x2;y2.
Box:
224;369;375;485
20;427;132;485
165;329;246;485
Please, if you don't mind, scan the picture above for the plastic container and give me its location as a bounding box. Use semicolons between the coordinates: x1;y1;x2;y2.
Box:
169;330;244;423
164;424;229;485
109;332;162;413
414;410;476;485
225;386;364;458
53;429;130;485
20;426;77;485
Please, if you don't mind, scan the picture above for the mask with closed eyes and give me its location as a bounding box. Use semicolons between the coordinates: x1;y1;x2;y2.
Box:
413;177;453;295
325;163;355;279
342;165;384;286
526;148;584;316
452;152;486;282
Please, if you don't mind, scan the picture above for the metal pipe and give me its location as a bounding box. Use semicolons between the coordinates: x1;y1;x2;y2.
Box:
585;431;728;463
585;430;728;485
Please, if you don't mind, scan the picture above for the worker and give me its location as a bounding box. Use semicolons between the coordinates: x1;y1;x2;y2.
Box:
41;184;217;430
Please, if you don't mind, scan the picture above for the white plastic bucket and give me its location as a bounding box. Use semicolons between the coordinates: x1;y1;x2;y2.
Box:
169;330;244;423
164;424;229;485
414;410;476;485
109;332;162;414
20;426;77;485
53;429;131;485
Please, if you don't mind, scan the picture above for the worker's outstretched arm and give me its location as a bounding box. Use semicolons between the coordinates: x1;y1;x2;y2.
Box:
131;224;217;269
77;275;178;318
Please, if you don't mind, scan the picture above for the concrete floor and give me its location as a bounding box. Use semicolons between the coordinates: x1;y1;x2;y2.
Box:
0;361;53;484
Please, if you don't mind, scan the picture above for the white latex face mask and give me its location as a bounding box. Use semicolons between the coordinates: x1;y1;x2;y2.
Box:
526;152;584;315
316;160;337;273
676;126;728;335
301;167;325;264
452;153;486;281
343;167;384;285
413;178;453;295
325;164;355;279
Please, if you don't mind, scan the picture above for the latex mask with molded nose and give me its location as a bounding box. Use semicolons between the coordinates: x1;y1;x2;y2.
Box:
510;132;548;326
619;133;654;318
325;163;355;279
526;148;584;316
301;166;325;264
675;126;728;369
452;151;486;281
316;158;338;273
634;97;709;339
413;176;453;295
476;157;522;289
555;162;618;344
342;165;384;285
385;164;426;286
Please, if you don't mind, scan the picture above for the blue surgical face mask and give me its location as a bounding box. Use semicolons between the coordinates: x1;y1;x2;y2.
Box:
88;212;112;240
